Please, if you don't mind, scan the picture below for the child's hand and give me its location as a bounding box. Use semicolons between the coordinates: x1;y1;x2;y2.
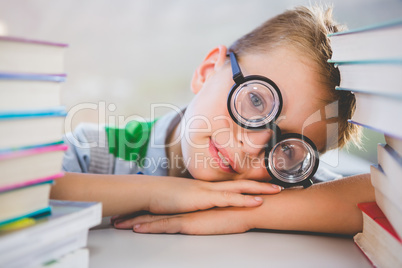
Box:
52;172;282;218
144;177;282;215
113;206;252;235
114;173;376;235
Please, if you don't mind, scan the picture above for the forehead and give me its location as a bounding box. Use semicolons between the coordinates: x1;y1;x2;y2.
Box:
236;48;322;96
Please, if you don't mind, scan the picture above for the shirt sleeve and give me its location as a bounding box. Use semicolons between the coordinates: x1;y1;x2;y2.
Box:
62;123;92;173
62;123;142;175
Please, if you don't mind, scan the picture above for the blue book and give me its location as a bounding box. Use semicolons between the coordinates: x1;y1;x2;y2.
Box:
0;107;67;150
0;106;66;119
0;181;54;226
0;72;66;111
0;207;51;228
0;72;66;82
330;60;402;98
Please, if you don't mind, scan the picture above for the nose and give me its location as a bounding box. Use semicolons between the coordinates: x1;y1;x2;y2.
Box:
236;128;274;157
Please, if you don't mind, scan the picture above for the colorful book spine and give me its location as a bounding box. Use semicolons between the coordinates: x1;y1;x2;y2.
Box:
0;72;66;82
330;18;402;267
0;36;68;227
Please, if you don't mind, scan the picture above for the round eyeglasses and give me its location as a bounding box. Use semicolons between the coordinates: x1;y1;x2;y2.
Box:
227;52;319;188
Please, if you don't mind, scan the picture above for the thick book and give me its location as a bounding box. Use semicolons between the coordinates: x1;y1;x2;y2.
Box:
385;134;402;157
335;61;402;98
0;181;53;225
0;200;102;268
354;202;402;268
349;92;402;138
0;107;66;150
6;228;88;268
377;144;402;192
376;144;402;238
0;36;67;74
371;165;402;213
0;143;67;191
328;19;402;61
0;72;65;110
375;189;402;241
42;248;89;268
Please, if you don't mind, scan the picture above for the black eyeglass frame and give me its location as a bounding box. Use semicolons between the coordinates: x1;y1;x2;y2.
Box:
226;52;319;188
264;132;319;188
227;52;283;130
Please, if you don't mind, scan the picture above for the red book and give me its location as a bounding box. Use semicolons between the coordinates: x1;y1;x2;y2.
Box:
357;202;401;243
354;202;402;267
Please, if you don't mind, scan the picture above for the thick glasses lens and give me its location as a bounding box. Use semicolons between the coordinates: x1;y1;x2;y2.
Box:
267;138;317;183
229;80;281;128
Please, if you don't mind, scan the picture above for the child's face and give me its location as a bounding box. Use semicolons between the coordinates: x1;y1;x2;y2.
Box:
174;46;330;182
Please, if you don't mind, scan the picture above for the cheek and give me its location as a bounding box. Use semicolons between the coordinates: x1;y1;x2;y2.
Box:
196;76;231;112
181;100;214;149
211;116;237;148
246;161;271;181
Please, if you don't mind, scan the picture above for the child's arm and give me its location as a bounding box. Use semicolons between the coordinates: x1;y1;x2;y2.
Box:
50;172;282;217
113;173;374;235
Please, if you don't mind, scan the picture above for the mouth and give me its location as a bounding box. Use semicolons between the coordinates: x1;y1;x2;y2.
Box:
209;138;237;173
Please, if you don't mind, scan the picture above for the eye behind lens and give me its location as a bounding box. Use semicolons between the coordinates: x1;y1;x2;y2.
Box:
228;77;282;129
266;136;319;184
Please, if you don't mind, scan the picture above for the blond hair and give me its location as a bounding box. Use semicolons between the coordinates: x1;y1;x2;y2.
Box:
228;5;362;150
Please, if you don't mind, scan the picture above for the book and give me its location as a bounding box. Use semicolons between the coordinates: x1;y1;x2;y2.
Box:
0;181;52;225
377;144;402;194
328;19;402;62
375;189;402;240
385;134;402;157
0;72;65;110
0;35;77;267
370;165;402;213
0;36;67;74
8;229;88;268
335;61;402;98
0;200;102;268
349;92;402;138
0;143;67;191
0;107;66;150
354;202;402;268
376;144;402;238
42;248;89;268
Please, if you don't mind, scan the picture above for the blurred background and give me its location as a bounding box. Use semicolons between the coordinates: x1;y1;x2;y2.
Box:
1;0;401;175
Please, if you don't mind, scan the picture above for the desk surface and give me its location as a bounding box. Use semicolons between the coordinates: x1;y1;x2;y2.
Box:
88;218;372;268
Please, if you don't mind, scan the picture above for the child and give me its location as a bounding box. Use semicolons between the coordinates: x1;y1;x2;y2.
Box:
51;6;374;235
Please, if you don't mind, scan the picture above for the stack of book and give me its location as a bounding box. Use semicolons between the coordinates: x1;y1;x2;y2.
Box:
0;200;101;268
329;20;402;267
0;37;101;267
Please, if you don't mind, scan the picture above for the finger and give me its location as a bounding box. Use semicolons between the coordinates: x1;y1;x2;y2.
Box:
112;211;149;225
110;215;121;225
212;180;283;194
114;214;172;229
210;191;265;208
113;217;136;229
133;216;183;234
132;210;247;235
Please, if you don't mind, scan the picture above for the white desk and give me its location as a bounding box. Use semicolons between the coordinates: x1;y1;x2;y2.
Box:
87;152;373;268
88;217;372;268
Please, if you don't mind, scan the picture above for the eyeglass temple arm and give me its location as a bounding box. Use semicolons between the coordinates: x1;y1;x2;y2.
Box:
229;52;244;84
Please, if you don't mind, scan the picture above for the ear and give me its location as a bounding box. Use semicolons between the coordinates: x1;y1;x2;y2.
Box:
191;45;228;94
